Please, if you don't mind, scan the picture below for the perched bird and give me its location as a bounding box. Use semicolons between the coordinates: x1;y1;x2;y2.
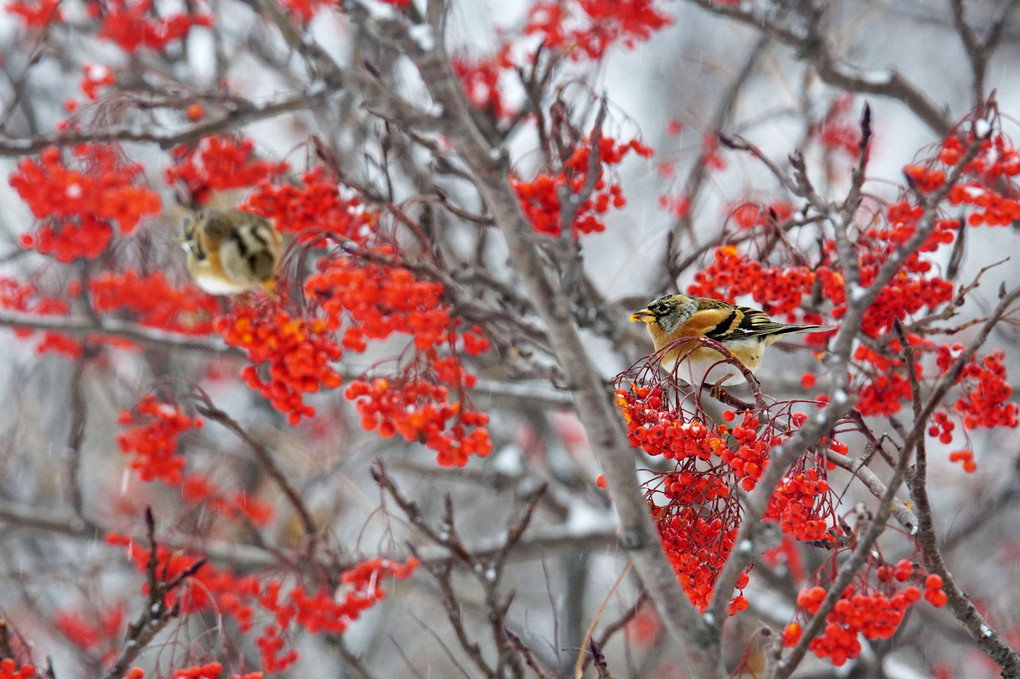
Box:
630;293;823;386
180;208;283;295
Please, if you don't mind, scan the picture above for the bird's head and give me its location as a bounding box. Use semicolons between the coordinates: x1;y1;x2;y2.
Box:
630;294;695;334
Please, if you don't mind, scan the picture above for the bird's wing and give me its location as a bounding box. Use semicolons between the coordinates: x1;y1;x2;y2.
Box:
692;301;788;340
200;211;237;244
683;300;747;339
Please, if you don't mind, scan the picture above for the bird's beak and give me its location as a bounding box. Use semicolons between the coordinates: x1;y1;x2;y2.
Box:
630;308;655;323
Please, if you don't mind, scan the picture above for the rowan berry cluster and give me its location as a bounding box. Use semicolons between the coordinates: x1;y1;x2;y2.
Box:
5;0;60;26
89;269;221;336
940;347;1017;430
180;473;275;526
215;304;344;425
686;245;819;320
54;603;124;663
166;136;289;204
86;0;212;52
0;660;35;679
653;501;741;612
453;52;516;123
106;531;261;625
524;0;672;60
810;93;863;159
345;378;491;467
246;167;377;244
512;136;653;237
257;557;419;671
305;252;492;465
11;146;161;261
765;467;835;544
784;562;947;666
0;277;82;356
116;394;201;485
80;63;115;99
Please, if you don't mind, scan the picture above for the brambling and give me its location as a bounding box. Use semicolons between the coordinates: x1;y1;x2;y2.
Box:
180;208;282;295
630;293;823;386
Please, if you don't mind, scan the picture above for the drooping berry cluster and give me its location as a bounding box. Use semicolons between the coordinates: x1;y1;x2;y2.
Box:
937;346;1017;431
0;660;35;679
166;136;289;204
0;277;82;357
783;560;947;666
245;167;378;244
87;0;212;53
11;146;161;261
765;465;836;544
345;378;491;467
256;557;419;672
215;304;344;425
54;602;125;663
305;251;492;466
614;374;845;613
116;394;201;485
524;0;672;60
512;136;653;237
89;269;221;336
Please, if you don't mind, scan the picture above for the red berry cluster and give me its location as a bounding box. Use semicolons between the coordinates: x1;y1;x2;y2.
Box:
726;200;794;229
938;346;1017;430
928;410;955;444
687;245;818;320
54;602;125;662
718;411;775;491
453;51;517;124
617;385;720;461
257;557;419;672
305;252;492;465
948;449;976;473
809;93;863;160
171;663;260;679
0;660;35;679
345;378;491;467
653;502;742;612
180;473;275;526
117;395;273;523
106;531;261;624
789;584;921;665
116;394;201;485
215;304;344;425
615;384;777;611
784;559;947;665
0;276;82;357
86;0;213;53
525;0;671;60
846;334;933;417
765;467;835;544
306;253;449;349
166;136;289;204
6;0;61;26
849;213;956;339
89;269;221;336
943;128;1020;226
512;136;653;238
11;145;161;260
245;167;378;244
80;63;115;99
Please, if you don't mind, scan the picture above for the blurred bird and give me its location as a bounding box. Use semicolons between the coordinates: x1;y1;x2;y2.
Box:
630;293;823;386
180;208;282;295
